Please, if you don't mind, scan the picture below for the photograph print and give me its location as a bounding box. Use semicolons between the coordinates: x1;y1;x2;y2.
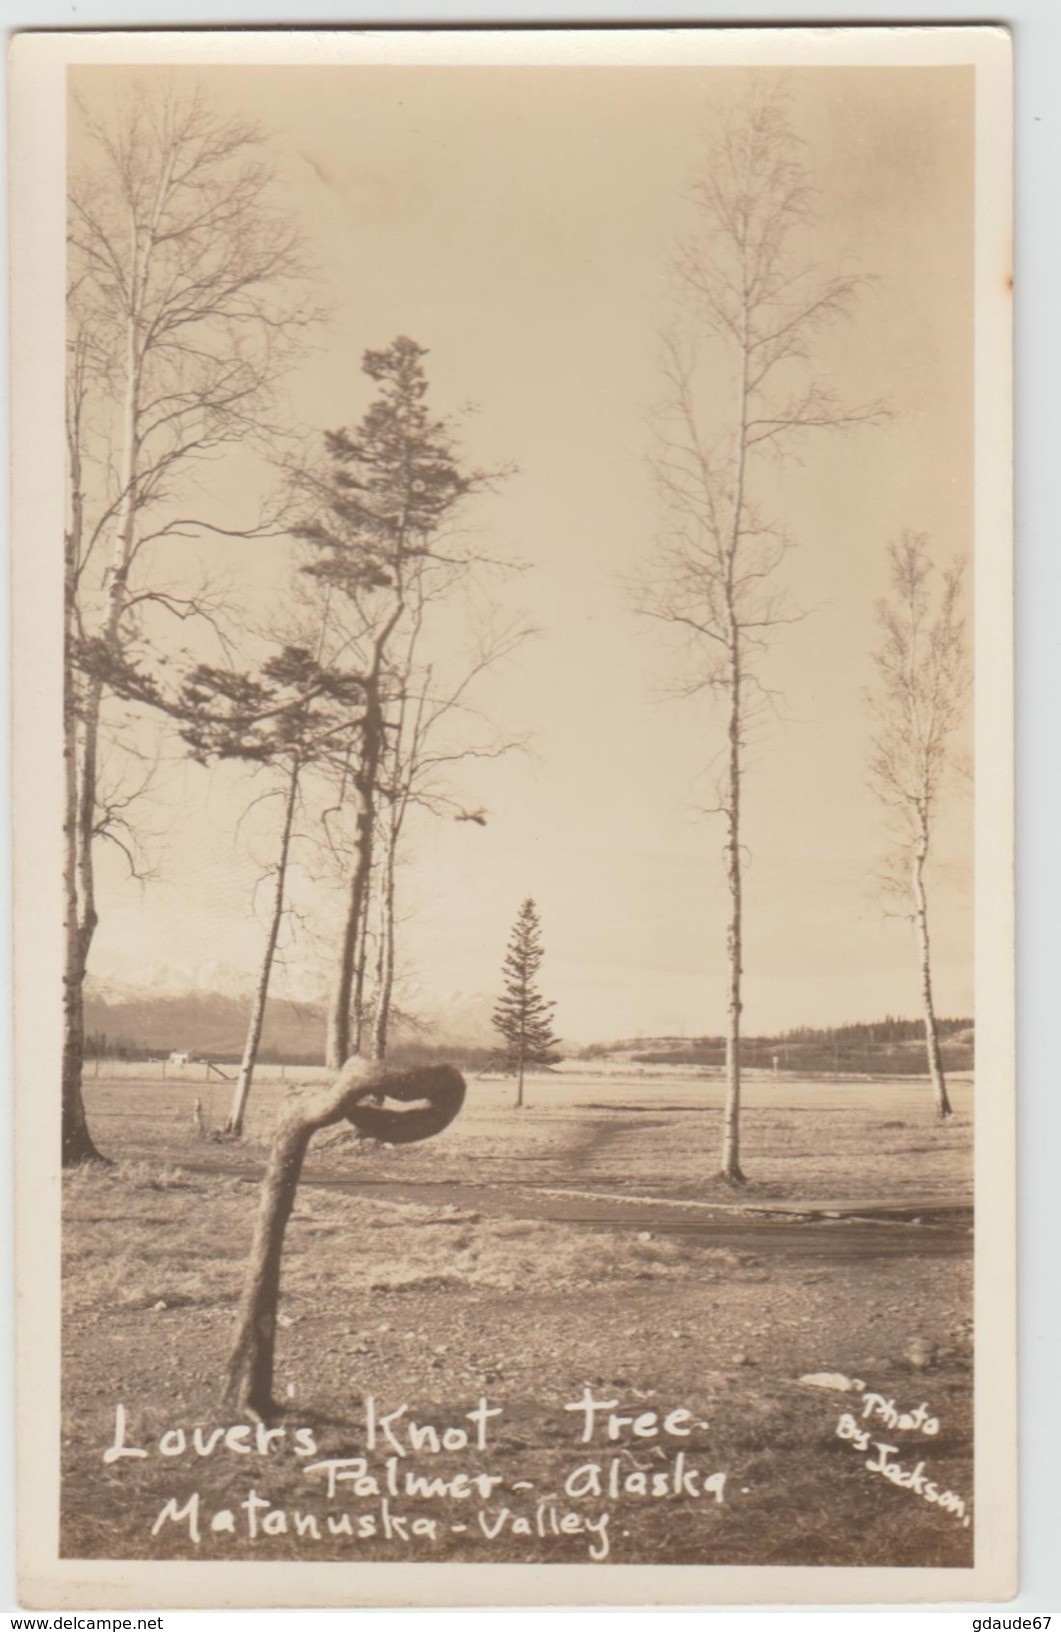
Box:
11;26;1014;1608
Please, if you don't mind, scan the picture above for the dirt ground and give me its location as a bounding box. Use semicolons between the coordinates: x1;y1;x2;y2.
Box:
61;1070;974;1569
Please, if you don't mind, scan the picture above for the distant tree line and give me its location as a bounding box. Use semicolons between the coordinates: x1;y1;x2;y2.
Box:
628;1017;973;1077
781;1016;972;1047
83;1032;141;1062
83;1032;502;1073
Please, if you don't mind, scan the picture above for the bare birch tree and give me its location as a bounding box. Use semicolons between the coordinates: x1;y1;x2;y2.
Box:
64;83;317;1162
636;88;884;1183
868;534;969;1121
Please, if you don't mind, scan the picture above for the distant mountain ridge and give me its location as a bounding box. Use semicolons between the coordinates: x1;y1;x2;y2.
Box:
83;979;965;1071
83;979;499;1062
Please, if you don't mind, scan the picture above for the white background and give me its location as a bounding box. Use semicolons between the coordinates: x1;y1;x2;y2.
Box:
1;0;1056;1623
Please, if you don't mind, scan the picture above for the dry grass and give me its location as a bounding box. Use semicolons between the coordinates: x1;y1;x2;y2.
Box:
82;1069;973;1207
63;1162;760;1319
61;1079;974;1568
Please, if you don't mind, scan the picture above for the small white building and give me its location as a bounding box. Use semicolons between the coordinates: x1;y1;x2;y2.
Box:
168;1050;191;1066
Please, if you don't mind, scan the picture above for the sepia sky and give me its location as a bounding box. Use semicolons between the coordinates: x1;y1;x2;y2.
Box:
72;61;975;1043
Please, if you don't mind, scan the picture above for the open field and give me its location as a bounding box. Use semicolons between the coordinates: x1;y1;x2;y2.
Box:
62;1070;974;1567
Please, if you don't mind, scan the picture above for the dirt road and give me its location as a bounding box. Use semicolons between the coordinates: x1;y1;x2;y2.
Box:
178;1155;971;1263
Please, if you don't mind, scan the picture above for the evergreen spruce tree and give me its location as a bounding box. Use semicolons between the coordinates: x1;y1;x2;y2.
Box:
492;899;561;1108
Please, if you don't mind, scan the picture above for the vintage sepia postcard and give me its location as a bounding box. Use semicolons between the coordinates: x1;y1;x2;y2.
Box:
11;25;1014;1609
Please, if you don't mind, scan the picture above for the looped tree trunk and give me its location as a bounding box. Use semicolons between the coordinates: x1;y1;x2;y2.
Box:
223;1059;465;1419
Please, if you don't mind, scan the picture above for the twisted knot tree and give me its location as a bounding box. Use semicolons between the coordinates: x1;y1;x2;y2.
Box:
224;1058;465;1419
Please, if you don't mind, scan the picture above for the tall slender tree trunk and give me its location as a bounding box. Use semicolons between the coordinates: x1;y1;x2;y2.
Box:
63;240;146;1163
227;757;301;1137
324;492;408;1070
719;629;746;1182
350;879;371;1056
719;296;750;1185
62;389;104;1165
63;650;102;1165
324;579;406;1070
912;829;952;1120
325;685;383;1069
370;818;398;1061
63;525;133;1164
